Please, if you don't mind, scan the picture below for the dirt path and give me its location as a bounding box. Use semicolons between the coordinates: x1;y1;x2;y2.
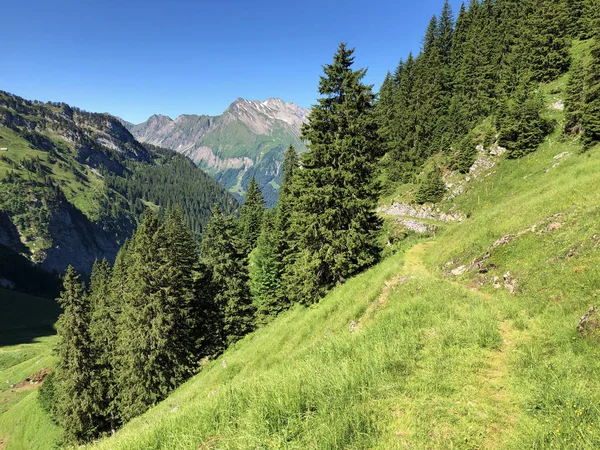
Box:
387;241;519;448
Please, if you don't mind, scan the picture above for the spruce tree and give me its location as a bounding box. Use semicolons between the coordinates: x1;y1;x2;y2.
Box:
524;0;571;83
88;259;118;434
582;25;600;148
285;43;382;303
248;209;279;323
200;207;255;350
239;177;265;253
387;53;418;181
54;266;98;443
498;86;553;158
415;164;446;204
565;60;586;135
375;71;397;156
115;209;196;422
273;145;299;305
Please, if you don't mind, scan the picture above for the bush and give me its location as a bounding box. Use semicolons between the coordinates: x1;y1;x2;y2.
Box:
38;370;57;419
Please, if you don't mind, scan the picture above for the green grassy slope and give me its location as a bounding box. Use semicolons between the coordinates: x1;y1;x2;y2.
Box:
0;335;59;449
4;44;600;450
80;90;600;447
0;288;60;345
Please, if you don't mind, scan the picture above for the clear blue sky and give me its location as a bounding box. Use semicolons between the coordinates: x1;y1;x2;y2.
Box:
2;0;463;124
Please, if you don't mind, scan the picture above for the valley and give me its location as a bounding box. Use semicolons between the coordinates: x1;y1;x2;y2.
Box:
1;0;600;448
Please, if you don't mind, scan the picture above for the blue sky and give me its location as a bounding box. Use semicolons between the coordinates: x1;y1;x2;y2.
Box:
1;0;463;123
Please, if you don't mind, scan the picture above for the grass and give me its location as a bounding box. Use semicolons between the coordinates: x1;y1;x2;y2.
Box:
0;335;59;449
0;289;60;341
3;40;600;447
0;288;60;449
80;91;600;447
0;125;106;221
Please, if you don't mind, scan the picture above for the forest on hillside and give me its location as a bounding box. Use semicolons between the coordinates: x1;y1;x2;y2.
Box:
45;0;600;444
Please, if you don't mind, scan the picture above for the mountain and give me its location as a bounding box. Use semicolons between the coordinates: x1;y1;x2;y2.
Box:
124;98;309;205
0;90;237;276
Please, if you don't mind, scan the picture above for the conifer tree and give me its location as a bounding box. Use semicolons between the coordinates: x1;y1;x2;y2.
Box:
200;207;255;349
248;209;279;323
524;0;571;83
88;259;118;434
285;43;382;303
415;164;446;204
239;177;265;253
115;209;196;421
375;71;397;155
54;266;98;443
565;60;586;134
273;145;299;304
582;24;600;148
498;86;553;158
388;53;418;181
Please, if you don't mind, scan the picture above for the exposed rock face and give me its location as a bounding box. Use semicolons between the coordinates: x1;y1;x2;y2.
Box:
42;201;128;274
125;98;309;205
380;203;465;223
577;307;599;338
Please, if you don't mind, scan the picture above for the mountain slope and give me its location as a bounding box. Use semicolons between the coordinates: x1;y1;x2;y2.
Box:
70;79;599;448
0;91;237;275
125;98;309;205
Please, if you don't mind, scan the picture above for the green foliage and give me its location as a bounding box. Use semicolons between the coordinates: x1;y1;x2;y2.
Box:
38;370;57;418
88;259;118;433
565;60;586;134
53;266;98;443
581;29;600;148
200;208;255;350
115;210;198;422
415;163;446;204
249;210;279;323
285;43;383;304
453;134;478;174
239;176;265;253
524;0;571;83
498;88;553;158
106;146;238;239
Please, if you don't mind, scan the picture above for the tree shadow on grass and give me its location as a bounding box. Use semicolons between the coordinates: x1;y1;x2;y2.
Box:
0;326;56;347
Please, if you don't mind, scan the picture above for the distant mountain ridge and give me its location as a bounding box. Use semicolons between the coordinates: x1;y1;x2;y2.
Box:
0;90;236;275
124;98;309;205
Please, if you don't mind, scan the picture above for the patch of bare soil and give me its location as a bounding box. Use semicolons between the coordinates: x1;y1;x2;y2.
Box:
10;367;50;392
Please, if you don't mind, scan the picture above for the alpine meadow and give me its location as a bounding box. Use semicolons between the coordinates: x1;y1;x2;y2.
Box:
1;0;600;449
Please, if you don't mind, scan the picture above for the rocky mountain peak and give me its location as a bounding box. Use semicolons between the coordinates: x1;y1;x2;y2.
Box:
125;97;309;205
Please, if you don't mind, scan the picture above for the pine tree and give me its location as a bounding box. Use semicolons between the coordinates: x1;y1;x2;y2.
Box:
524;0;571;83
248;209;280;323
498;85;553;158
387;53;418;181
415;163;446;204
54;266;98;443
582;24;600;148
88;259;118;434
285;43;382;303
375;71;397;156
273;145;299;305
200;207;255;350
239;177;265;253
565;60;586;134
449;0;498;139
115;209;196;422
